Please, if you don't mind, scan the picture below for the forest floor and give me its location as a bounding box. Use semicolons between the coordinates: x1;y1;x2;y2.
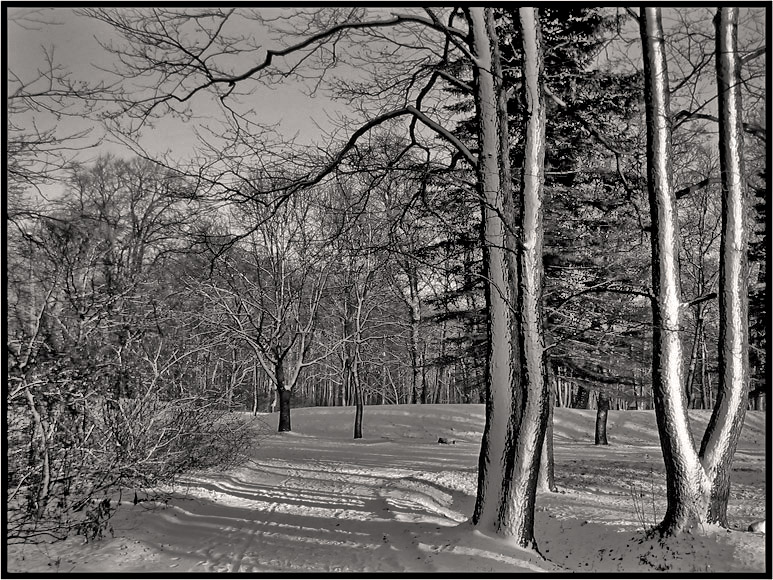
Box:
7;404;767;575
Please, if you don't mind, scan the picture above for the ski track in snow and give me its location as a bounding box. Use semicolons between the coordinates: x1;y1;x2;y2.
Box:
6;406;766;574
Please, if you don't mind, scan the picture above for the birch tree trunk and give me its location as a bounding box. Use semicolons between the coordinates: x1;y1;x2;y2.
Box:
698;6;750;527
640;7;710;535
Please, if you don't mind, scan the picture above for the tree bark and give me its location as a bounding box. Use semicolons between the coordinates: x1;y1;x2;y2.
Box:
640;7;709;535
470;5;521;537
471;7;549;550
684;308;705;409
573;384;590;409
275;358;291;432
538;387;558;492
698;6;750;528
405;267;423;405
500;7;551;545
252;364;260;416
595;391;610;445
353;366;364;440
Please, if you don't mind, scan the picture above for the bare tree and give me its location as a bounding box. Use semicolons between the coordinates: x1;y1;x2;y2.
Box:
639;6;753;536
85;6;553;547
195;190;334;432
5;156;249;543
469;8;551;549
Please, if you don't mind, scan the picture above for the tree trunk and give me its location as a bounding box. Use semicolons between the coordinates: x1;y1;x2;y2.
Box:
406;268;422;405
353;378;363;439
252;364;260;416
698;7;750;528
684;309;705;409
24;386;51;517
470;4;521;538
500;7;551;545
641;7;709;535
352;349;364;439
538;387;557;492
275;358;291;432
471;7;549;551
595;391;610;445
573;384;590;409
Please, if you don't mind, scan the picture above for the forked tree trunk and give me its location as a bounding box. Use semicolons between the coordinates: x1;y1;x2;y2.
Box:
698;6;750;528
501;6;551;542
641;7;710;535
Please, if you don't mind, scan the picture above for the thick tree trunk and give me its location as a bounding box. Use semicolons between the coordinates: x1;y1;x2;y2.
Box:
471;7;549;551
698;7;750;528
595;391;610;445
641;7;709;535
470;5;521;537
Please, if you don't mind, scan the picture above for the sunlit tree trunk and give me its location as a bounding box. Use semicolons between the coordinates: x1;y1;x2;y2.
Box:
698;6;750;527
640;7;710;535
471;7;549;550
500;6;551;542
470;4;520;537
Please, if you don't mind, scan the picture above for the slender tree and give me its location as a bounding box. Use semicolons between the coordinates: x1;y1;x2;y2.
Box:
698;6;750;527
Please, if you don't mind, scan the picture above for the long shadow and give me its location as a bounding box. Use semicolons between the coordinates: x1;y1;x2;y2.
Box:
112;456;550;573
117;477;461;572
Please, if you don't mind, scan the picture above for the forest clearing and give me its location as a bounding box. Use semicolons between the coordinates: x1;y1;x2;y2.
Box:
6;405;766;574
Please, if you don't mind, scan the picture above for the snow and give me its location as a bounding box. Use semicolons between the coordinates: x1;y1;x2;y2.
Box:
7;405;766;574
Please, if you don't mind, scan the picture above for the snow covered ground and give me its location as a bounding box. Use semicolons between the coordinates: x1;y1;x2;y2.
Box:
7;404;766;574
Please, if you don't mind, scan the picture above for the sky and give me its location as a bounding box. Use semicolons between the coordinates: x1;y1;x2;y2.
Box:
6;6;766;202
7;7;346;167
